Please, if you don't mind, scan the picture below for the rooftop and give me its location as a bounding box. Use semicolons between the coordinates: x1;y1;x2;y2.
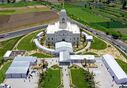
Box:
103;54;127;80
47;22;80;34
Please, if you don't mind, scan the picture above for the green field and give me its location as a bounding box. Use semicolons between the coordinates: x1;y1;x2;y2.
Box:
91;37;107;50
71;67;95;88
31;53;54;58
17;31;41;51
0;36;22;58
39;68;61;88
0;1;42;7
116;59;127;74
0;8;50;15
65;3;127;40
0;61;12;83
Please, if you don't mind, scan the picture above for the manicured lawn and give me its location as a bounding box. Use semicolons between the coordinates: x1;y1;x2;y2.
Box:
81;28;107;50
116;59;127;74
71;68;95;88
17;31;41;51
31;53;54;58
40;68;61;88
0;61;12;83
90;37;107;50
0;36;22;58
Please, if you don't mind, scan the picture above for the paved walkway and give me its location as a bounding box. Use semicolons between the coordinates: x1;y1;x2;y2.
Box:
75;41;91;54
62;66;70;88
4;70;39;88
90;59;120;88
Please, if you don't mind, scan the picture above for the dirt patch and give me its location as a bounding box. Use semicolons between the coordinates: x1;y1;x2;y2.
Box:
0;11;58;34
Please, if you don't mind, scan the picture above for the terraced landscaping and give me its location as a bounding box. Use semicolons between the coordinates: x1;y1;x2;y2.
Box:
65;3;127;40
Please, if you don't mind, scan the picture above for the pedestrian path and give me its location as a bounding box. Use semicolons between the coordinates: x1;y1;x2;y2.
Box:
62;66;70;88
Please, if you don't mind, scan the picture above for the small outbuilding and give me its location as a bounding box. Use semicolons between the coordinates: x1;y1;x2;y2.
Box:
6;56;37;78
6;67;29;78
13;56;37;65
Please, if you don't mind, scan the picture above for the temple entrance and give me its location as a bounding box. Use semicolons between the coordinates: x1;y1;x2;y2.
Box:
62;39;65;41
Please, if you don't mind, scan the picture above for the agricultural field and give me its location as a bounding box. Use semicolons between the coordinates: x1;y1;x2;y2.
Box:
0;1;42;8
0;6;50;15
0;1;59;34
65;2;127;40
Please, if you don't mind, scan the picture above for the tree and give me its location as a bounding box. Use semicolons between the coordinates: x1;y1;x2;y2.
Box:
122;0;127;9
7;0;16;3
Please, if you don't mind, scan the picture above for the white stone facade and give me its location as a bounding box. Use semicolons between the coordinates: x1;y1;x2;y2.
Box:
46;9;80;45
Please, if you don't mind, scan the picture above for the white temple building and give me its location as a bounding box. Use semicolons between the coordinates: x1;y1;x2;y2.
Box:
46;9;80;45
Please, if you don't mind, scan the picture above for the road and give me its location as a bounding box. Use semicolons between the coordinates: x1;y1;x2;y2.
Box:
0;24;48;41
70;19;127;57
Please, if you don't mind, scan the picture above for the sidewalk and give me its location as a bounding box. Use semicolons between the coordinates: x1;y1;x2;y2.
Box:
62;66;70;88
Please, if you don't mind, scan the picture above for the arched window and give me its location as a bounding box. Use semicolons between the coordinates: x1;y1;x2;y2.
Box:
62;18;65;23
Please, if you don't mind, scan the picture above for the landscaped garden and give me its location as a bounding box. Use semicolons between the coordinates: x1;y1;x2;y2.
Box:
17;31;41;51
31;53;54;58
39;65;61;88
90;37;107;50
70;65;95;88
0;36;22;58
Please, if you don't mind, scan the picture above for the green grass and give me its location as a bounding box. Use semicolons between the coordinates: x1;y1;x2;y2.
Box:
0;36;22;58
116;59;127;74
80;28;107;50
65;3;127;40
17;31;41;51
71;68;94;88
90;37;107;50
40;68;61;88
31;53;54;58
0;61;12;83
